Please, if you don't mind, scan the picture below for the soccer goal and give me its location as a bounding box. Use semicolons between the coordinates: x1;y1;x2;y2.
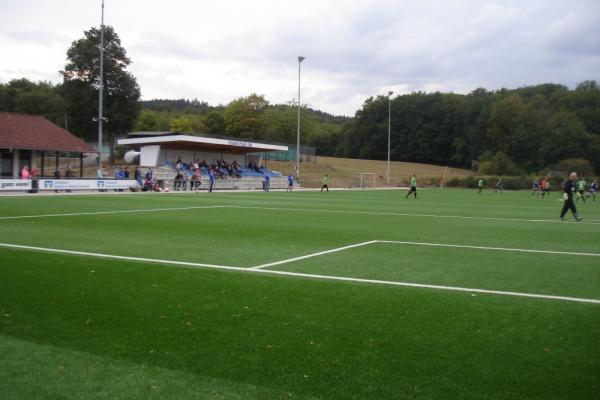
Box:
359;172;376;189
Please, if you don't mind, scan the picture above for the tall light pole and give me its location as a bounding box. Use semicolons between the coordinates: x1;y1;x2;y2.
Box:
296;56;305;180
387;91;393;185
97;0;105;171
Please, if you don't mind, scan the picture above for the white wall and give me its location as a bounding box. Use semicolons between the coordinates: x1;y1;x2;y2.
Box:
140;145;161;167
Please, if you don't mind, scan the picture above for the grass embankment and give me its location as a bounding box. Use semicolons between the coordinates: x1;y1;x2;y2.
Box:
268;156;472;188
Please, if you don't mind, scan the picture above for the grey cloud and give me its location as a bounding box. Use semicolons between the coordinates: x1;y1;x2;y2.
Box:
2;0;599;115
0;30;71;46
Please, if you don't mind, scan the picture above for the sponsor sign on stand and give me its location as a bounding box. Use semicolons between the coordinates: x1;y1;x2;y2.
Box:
0;179;139;191
0;179;33;191
38;179;139;190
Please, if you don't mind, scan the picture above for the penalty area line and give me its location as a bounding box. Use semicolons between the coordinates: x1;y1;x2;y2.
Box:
0;242;599;305
377;240;600;257
249;240;378;270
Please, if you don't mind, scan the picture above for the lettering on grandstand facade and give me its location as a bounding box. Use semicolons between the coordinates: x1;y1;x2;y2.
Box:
228;140;253;148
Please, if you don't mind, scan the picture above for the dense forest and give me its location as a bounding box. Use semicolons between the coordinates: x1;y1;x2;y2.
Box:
341;82;600;174
1;78;599;174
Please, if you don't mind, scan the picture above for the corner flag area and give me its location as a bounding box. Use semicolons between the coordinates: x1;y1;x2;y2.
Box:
1;189;599;399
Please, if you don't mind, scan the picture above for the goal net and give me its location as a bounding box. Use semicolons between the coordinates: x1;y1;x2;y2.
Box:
358;172;376;189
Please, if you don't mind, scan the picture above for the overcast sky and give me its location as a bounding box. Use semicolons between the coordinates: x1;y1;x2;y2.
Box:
1;0;599;115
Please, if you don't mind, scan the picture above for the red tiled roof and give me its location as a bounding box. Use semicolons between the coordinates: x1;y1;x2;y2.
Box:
0;112;94;152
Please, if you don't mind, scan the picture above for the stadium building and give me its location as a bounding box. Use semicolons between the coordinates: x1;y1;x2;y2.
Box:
0;112;94;178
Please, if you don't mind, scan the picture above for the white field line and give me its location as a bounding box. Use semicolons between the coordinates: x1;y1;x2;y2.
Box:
249;241;378;270
0;242;242;271
2;203;599;225
0;205;227;220
222;205;600;225
258;269;600;304
377;240;600;257
0;241;599;305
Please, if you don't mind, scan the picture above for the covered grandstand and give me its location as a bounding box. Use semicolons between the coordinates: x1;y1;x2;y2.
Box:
117;132;291;190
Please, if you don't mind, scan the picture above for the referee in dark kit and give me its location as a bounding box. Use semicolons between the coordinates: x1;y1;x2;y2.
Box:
560;172;583;222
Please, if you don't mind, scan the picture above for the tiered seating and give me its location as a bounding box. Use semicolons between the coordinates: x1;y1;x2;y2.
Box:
137;165;287;191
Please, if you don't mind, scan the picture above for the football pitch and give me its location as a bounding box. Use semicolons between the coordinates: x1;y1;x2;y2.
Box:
0;189;599;399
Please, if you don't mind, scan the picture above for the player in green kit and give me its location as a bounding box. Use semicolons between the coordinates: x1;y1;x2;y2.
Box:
405;174;417;199
576;177;586;203
478;178;483;194
321;174;329;192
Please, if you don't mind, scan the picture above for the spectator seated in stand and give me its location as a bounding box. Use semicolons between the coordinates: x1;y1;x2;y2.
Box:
232;161;242;178
248;160;261;172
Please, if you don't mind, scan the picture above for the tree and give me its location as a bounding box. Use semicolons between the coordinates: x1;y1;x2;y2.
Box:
0;79;66;126
559;81;600;136
539;112;589;165
170;116;193;133
61;25;141;161
203;111;225;135
134;110;159;131
479;151;520;175
223;94;269;139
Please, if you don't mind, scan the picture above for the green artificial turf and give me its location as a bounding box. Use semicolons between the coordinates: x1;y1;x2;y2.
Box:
0;189;599;399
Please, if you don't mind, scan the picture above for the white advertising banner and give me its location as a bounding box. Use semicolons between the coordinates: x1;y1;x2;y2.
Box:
38;179;139;191
96;179;140;190
0;179;32;191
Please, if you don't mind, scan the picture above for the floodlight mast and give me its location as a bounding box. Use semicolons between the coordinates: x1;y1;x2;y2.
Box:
97;0;105;170
387;91;393;185
296;56;305;180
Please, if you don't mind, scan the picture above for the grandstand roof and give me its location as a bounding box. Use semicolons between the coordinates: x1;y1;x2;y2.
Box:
128;131;179;138
118;134;288;154
0;112;94;153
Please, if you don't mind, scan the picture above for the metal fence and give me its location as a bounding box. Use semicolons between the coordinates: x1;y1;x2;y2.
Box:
261;145;316;163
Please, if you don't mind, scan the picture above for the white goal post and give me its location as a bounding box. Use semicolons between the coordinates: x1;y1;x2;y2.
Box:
359;173;376;189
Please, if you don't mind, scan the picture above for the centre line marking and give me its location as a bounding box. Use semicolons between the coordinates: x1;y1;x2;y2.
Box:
1;242;599;305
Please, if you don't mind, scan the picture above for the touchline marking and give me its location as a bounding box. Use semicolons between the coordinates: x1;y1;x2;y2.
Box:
0;205;227;220
377;240;600;257
0;241;599;305
249;241;378;270
222;205;600;225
